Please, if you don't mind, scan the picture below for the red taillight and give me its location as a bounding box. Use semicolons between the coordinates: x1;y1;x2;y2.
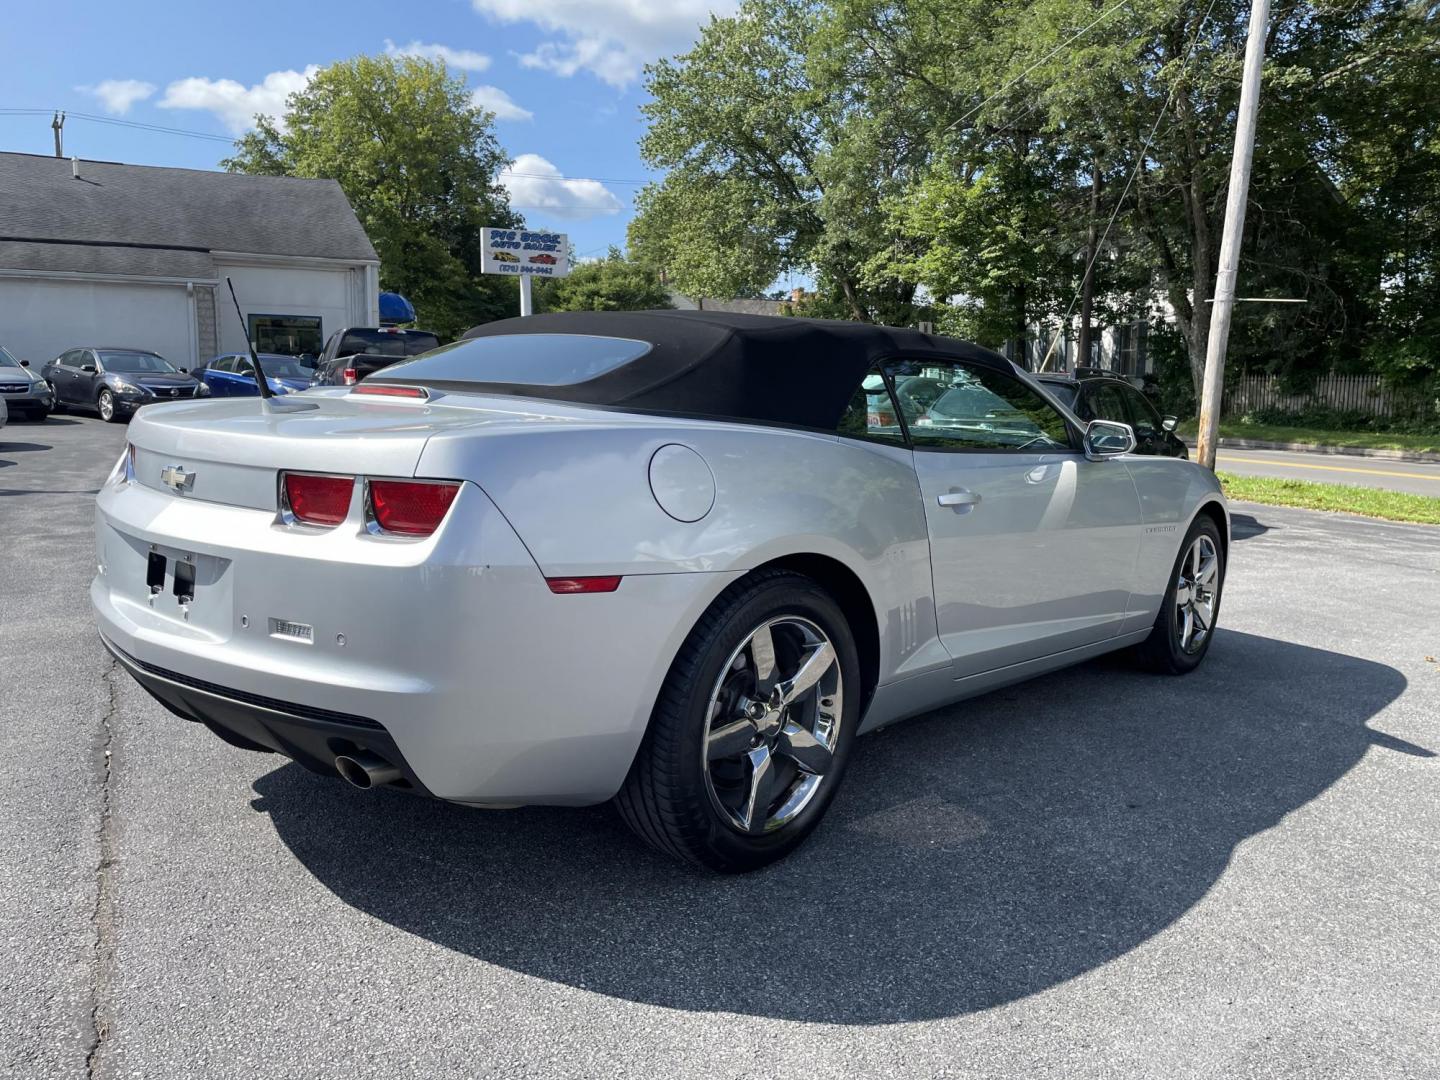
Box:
545;576;623;594
368;479;460;536
283;472;353;527
341;367;358;386
352;384;428;399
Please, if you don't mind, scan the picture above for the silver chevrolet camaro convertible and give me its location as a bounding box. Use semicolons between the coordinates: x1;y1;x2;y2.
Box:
93;311;1228;872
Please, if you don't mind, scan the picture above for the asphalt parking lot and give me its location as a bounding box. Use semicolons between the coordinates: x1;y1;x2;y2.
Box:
3;414;1437;1079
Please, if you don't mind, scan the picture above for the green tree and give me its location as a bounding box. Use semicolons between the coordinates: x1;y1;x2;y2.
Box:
538;248;675;312
223;55;520;337
630;0;923;323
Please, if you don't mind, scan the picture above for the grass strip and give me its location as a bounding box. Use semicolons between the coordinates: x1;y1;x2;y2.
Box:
1218;472;1440;525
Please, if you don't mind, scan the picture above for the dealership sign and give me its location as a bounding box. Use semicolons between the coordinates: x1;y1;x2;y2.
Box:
481;228;570;278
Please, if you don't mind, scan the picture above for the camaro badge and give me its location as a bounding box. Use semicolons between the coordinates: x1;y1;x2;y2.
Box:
160;465;195;492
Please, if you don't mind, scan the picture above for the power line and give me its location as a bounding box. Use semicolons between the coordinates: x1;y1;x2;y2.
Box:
1038;0;1222;371
941;0;1135;137
1;107;655;188
68;110;236;143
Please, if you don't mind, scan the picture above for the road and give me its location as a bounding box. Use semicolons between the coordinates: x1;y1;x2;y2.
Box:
1213;445;1440;497
4;414;1439;1080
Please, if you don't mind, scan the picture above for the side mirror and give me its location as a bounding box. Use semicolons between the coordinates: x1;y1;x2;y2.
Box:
81;364;96;373
19;359;29;367
1161;416;1178;432
179;367;188;374
1083;419;1136;460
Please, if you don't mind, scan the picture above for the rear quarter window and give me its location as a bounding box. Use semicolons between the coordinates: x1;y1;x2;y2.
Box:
381;334;652;387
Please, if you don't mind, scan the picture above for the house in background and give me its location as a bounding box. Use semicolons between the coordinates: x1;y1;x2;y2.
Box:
0;151;378;368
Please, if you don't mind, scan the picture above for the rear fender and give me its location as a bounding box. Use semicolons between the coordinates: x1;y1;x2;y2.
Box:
420;423;945;687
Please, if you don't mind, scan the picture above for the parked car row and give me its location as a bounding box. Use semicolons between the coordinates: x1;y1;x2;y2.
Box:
1;325;443;424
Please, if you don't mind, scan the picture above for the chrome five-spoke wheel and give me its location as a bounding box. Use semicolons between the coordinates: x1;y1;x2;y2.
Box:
703;616;842;834
1174;534;1219;654
1135;514;1225;674
616;569;860;871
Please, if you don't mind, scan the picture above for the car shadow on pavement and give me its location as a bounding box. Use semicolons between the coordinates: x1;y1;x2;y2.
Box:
1230;512;1272;541
251;629;1424;1024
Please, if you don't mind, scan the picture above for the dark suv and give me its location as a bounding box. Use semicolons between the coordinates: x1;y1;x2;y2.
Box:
1034;368;1188;458
311;327;442;386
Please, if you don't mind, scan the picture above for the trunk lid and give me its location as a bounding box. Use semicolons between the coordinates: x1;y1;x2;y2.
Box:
125;391;486;511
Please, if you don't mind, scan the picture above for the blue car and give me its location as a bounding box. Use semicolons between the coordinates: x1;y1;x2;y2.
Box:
193;353;315;397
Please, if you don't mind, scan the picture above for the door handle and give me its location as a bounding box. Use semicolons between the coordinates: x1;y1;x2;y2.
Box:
937;490;981;508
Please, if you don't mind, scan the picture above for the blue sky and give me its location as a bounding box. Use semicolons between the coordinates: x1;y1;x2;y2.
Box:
0;0;736;261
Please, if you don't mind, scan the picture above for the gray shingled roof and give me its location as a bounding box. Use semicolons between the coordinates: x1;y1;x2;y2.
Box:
0;151;378;265
0;239;216;279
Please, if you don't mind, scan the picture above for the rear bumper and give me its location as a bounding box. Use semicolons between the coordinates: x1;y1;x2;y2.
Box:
93;470;740;806
102;634;432;794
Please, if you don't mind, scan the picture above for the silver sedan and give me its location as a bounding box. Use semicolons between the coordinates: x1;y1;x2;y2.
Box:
92;312;1227;872
0;346;54;419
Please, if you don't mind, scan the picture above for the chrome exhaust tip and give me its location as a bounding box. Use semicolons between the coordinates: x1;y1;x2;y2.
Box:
334;752;402;790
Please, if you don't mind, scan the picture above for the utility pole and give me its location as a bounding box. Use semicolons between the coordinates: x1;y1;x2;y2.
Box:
1196;0;1270;469
1077;160;1101;369
52;111;65;158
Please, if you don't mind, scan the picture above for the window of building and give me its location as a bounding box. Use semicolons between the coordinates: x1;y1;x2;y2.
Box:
248;315;323;357
1115;322;1150;375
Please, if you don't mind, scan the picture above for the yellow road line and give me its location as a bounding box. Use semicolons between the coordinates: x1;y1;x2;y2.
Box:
1217;454;1440;482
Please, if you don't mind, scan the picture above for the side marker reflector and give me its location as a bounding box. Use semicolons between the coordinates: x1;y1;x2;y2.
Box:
545;576;622;594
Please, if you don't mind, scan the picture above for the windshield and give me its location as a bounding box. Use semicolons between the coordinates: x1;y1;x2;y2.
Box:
382;334;652;387
100;351;179;374
337;329;441;359
0;347;20;368
1039;381;1077;407
257;355;312;379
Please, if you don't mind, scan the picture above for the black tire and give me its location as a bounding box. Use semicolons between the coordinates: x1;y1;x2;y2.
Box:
1133;514;1225;674
97;388;121;423
615;569;862;873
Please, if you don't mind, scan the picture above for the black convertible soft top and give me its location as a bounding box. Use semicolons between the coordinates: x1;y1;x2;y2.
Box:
389;310;1014;430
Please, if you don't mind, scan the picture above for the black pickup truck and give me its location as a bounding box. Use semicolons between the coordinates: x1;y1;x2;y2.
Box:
311;327;443;386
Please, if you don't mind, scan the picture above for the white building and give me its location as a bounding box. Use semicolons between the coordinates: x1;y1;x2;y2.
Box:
0;152;378;368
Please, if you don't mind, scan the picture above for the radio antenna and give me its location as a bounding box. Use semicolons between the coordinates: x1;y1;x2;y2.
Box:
225;277;274;399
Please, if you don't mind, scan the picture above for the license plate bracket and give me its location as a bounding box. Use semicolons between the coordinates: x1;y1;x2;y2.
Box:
173;558;197;603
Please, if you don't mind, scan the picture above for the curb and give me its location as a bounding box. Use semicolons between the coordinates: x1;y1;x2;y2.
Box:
1184;437;1440;464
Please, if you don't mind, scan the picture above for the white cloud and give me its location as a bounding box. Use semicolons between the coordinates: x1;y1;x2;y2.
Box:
473;0;737;87
516;39;639;90
500;153;623;219
81;79;157;115
470;85;533;122
383;39;491;72
158;66;318;134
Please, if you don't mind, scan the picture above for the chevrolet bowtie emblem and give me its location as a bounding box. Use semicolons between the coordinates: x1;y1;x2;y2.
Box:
160;465;195;491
